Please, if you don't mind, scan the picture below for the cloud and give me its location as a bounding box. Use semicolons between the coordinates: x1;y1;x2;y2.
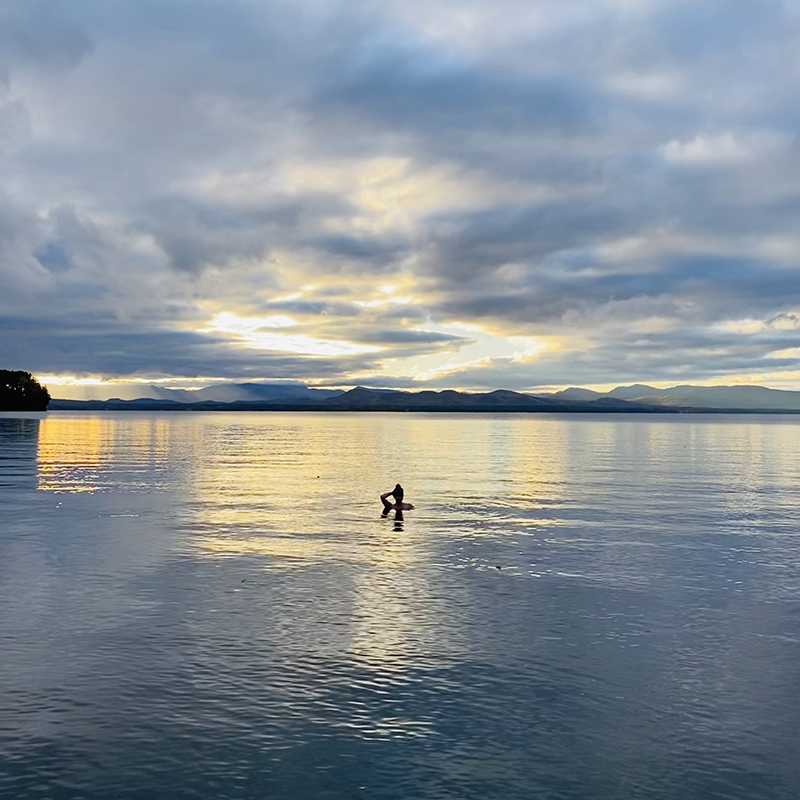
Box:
0;0;92;80
661;131;790;165
1;0;799;392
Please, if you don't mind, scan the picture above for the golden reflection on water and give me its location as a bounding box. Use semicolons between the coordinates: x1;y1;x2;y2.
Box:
37;416;114;493
37;414;171;493
176;414;458;669
29;411;800;675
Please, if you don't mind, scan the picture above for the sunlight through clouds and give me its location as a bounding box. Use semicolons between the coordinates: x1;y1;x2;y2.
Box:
206;312;382;357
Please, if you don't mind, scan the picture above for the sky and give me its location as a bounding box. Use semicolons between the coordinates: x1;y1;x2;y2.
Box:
2;0;800;398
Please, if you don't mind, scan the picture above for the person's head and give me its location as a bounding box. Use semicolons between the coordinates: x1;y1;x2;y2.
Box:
393;483;404;501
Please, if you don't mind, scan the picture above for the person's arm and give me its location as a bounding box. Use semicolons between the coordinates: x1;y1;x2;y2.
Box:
380;491;393;511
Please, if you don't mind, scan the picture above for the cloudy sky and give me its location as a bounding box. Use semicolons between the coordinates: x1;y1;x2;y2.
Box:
2;0;800;397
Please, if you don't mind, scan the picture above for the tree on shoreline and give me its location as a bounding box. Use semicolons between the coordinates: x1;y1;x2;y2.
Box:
0;371;51;411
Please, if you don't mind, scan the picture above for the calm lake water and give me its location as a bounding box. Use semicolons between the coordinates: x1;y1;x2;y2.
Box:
2;411;800;800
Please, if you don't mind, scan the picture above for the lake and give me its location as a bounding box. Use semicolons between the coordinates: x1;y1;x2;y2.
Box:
2;411;800;800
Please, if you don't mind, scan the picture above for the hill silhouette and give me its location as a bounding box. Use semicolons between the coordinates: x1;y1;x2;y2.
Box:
49;386;666;413
46;381;800;413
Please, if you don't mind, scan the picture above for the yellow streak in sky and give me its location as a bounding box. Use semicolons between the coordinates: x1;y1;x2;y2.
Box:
206;312;381;357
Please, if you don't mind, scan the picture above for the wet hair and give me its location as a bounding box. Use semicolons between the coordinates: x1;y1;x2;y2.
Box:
393;483;404;502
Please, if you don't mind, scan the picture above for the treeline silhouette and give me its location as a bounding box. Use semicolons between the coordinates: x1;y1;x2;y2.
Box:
0;371;50;411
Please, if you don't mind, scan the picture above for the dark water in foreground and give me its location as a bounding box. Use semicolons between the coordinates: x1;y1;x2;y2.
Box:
2;411;800;800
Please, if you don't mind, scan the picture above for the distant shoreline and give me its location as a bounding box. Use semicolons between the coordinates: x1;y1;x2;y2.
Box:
38;382;800;415
45;400;800;415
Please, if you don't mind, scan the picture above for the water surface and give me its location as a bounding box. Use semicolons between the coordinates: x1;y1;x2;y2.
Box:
2;412;800;799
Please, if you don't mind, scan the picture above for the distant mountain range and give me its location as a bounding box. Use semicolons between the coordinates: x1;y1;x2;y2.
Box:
47;382;800;413
53;382;342;404
551;384;800;410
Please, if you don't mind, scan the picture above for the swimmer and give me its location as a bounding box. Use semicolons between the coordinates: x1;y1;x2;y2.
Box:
381;483;414;516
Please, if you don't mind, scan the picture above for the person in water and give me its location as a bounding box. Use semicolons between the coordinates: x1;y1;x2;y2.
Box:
381;483;414;516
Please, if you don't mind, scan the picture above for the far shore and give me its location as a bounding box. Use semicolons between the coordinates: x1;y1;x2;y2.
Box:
42;400;800;415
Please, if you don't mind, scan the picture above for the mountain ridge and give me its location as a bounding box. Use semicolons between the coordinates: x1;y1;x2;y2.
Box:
44;381;800;413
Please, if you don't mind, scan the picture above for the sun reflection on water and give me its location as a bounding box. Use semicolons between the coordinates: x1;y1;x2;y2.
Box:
37;414;172;493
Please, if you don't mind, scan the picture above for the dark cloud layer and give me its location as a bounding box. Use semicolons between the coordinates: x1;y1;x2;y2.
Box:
1;0;799;391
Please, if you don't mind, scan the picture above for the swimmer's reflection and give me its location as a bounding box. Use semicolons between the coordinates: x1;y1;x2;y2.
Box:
381;505;405;530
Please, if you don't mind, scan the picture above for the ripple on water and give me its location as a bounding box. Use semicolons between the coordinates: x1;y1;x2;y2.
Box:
2;412;800;799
